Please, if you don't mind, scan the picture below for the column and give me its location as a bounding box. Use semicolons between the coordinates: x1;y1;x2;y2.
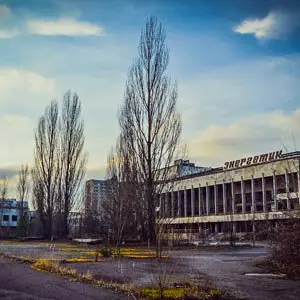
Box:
177;190;180;217
159;193;163;218
171;191;175;218
251;175;256;213
184;188;187;217
214;181;218;215
285;170;291;210
233;222;237;234
241;176;246;214
262;173;267;212
164;192;168;217
273;171;277;210
198;184;202;216
222;180;227;214
206;183;209;215
191;186;195;217
215;223;218;233
231;179;235;214
297;170;300;205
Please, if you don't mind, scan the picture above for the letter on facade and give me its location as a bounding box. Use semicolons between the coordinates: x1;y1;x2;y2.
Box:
253;156;259;163
240;158;246;166
229;161;234;169
259;154;268;163
246;157;252;165
269;152;275;160
275;150;282;159
224;162;229;170
235;160;240;168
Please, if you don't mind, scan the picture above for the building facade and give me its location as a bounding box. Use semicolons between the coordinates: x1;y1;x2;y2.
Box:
84;179;111;218
159;150;300;236
0;199;29;227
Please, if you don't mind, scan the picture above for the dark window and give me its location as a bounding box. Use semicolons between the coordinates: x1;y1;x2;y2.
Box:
12;215;18;222
3;215;9;221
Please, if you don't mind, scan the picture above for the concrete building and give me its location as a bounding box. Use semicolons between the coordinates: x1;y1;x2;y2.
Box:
0;199;29;237
161;159;212;179
84;179;111;218
159;150;300;238
0;199;29;227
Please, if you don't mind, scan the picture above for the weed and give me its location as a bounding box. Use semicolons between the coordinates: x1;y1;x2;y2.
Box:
32;259;60;273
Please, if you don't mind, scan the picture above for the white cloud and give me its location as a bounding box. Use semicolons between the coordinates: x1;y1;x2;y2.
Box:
189;109;300;167
0;28;19;39
26;17;105;36
0;4;11;18
234;11;300;40
0;68;55;95
0;115;35;166
0;68;58;118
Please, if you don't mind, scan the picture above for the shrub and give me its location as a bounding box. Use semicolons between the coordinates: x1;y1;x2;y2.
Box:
98;247;113;258
16;215;29;240
269;219;300;278
32;259;60;273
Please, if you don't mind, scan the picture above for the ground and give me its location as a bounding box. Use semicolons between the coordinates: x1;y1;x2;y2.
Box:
0;257;127;300
174;247;300;300
1;241;300;300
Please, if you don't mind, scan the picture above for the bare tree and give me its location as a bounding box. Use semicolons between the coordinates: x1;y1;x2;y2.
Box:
0;177;8;200
17;164;30;217
16;164;30;238
119;16;182;245
102;135;137;252
32;100;60;239
60;91;87;238
0;177;8;231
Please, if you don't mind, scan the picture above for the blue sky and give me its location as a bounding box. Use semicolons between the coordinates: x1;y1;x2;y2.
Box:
1;0;300;197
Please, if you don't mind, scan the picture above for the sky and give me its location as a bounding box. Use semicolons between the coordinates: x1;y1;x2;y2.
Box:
1;0;300;198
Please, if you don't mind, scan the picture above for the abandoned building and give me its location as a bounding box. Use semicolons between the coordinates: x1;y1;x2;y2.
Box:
158;150;300;238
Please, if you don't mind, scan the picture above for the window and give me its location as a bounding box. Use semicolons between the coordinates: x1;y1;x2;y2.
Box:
12;215;18;222
3;215;9;222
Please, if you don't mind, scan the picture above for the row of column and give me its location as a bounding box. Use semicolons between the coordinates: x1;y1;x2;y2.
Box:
159;171;300;218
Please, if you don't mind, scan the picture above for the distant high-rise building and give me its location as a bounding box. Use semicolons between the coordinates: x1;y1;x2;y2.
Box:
84;179;111;218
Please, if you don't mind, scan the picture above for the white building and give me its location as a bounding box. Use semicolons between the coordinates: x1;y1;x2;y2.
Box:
159;150;300;237
0;199;29;228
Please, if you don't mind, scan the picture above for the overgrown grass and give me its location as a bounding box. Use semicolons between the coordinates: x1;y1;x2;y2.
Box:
140;284;233;300
32;259;95;283
31;258;134;294
141;287;185;299
62;257;102;263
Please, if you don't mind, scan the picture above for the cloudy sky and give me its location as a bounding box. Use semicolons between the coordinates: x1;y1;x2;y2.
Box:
1;0;300;198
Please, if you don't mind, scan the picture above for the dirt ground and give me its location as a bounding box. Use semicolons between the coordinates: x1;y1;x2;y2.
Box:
1;241;300;300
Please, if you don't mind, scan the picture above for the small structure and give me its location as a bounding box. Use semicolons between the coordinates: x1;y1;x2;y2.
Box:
0;199;29;237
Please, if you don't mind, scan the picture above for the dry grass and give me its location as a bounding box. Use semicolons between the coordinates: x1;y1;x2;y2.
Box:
31;258;134;295
31;259;95;283
139;284;232;300
111;248;168;259
63;257;103;263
